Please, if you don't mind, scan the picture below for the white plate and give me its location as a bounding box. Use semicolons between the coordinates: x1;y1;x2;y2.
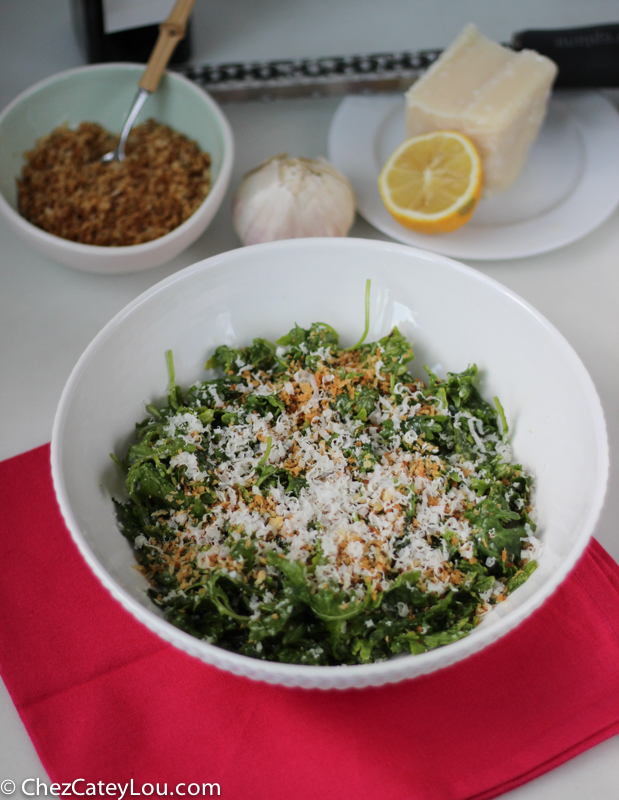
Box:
328;92;619;260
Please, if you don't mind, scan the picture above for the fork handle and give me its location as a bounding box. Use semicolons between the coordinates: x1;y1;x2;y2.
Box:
139;0;197;93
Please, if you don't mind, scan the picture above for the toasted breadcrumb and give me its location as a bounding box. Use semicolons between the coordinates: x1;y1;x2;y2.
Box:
17;120;211;246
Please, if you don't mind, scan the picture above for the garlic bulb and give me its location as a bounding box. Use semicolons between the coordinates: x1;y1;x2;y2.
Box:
232;154;355;246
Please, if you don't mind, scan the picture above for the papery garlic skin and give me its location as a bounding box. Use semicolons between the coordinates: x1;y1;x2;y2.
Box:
232;154;356;246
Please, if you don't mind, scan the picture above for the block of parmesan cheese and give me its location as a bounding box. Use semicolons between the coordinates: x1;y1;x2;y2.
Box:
405;24;558;193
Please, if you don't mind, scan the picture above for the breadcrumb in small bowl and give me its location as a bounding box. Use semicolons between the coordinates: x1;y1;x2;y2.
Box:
0;63;234;274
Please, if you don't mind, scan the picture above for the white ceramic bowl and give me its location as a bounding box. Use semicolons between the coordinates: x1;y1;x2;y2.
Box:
0;64;234;274
51;238;608;689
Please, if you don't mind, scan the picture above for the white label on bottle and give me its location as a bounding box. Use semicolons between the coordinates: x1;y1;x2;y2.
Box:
102;0;177;34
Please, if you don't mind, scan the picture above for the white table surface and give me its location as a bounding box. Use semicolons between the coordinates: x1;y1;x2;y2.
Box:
1;1;619;797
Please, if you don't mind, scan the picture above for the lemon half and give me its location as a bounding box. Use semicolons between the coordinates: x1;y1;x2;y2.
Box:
378;131;483;234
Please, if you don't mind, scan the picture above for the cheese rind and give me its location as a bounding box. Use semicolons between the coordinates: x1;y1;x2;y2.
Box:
405;24;558;193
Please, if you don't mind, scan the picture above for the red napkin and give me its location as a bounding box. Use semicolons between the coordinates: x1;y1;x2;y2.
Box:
1;444;619;800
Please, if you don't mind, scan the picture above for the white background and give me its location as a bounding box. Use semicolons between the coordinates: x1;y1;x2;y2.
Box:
0;0;618;797
102;0;177;34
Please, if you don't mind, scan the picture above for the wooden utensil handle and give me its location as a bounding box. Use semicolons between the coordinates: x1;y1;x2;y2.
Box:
139;0;197;93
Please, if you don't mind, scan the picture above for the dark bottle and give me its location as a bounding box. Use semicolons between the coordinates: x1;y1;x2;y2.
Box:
70;0;192;64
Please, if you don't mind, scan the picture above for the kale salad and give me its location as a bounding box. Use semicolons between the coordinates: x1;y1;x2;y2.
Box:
113;288;540;666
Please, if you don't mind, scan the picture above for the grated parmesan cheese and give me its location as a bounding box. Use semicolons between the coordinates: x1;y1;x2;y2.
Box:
116;320;541;665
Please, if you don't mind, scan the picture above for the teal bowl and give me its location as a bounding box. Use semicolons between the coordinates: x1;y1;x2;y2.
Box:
0;63;234;273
